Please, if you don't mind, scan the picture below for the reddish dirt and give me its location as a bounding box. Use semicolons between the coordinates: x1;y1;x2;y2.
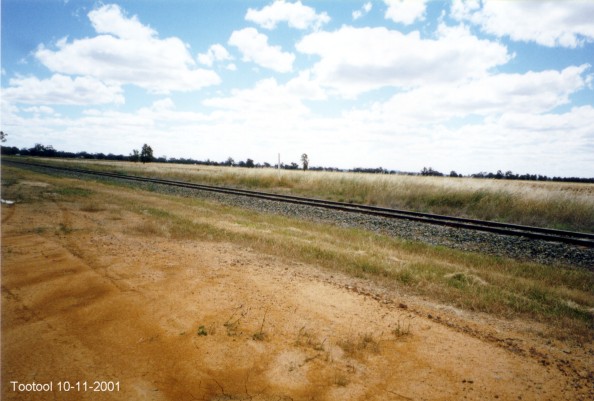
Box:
1;178;593;401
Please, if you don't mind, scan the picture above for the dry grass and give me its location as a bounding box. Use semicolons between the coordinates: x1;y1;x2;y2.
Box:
3;164;593;342
19;157;594;233
337;333;381;358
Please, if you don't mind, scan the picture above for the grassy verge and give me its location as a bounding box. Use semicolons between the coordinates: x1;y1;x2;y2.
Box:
7;156;594;233
3;165;591;342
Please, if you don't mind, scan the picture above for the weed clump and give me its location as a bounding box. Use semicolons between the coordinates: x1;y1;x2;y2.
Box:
337;333;380;357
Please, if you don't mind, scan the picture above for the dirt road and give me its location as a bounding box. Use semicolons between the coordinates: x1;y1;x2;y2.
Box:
1;176;592;400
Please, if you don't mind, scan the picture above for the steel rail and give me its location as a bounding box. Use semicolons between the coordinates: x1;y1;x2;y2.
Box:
5;159;594;247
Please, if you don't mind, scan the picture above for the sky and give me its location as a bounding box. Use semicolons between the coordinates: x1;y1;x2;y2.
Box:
2;0;594;177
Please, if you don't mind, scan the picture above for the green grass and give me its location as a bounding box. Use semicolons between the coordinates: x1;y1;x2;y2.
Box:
55;186;94;197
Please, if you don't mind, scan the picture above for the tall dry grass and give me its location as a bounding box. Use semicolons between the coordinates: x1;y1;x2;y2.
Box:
25;157;594;232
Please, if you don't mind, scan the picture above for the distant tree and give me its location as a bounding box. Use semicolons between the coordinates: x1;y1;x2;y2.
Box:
449;171;459;177
140;144;153;163
421;167;443;176
224;157;235;166
28;144;56;157
245;158;255;168
1;146;17;155
130;149;140;162
301;153;309;171
0;131;6;143
30;144;46;156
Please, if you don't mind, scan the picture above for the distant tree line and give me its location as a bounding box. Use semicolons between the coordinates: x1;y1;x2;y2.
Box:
419;166;594;183
1;144;130;161
2;144;592;183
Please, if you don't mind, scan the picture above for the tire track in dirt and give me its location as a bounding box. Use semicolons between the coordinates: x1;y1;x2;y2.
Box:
2;234;202;400
1;203;16;224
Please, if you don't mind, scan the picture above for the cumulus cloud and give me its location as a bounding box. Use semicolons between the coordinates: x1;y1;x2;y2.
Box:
462;106;594;175
35;4;220;94
245;1;330;30
353;2;372;20
203;78;309;118
3;74;124;105
197;44;233;67
137;98;214;124
88;4;156;40
23;106;56;114
297;24;511;97
228;28;295;73
384;0;427;25
451;0;594;48
377;64;592;121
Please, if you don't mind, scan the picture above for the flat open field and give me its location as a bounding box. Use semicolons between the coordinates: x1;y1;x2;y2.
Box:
1;165;593;400
22;157;594;233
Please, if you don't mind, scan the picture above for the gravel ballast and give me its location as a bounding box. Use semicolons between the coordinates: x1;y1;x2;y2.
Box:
12;163;594;269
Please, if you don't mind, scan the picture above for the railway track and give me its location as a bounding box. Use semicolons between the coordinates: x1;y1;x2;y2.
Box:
4;159;594;248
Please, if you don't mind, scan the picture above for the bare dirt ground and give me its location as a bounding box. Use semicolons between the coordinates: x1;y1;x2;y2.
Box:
2;177;592;400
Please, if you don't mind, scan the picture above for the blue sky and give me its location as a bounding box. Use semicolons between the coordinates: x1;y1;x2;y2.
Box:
2;0;594;176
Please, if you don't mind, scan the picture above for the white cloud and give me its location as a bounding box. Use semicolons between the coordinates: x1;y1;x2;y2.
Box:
334;105;594;176
449;0;481;21
203;78;309;119
367;64;592;122
228;28;295;73
285;71;327;101
23;106;56;114
88;4;155;40
3;74;124;105
197;44;232;67
452;0;594;48
245;1;330;30
35;4;220;94
458;106;594;175
353;2;372;20
137;98;214;124
384;0;427;25
297;24;511;97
